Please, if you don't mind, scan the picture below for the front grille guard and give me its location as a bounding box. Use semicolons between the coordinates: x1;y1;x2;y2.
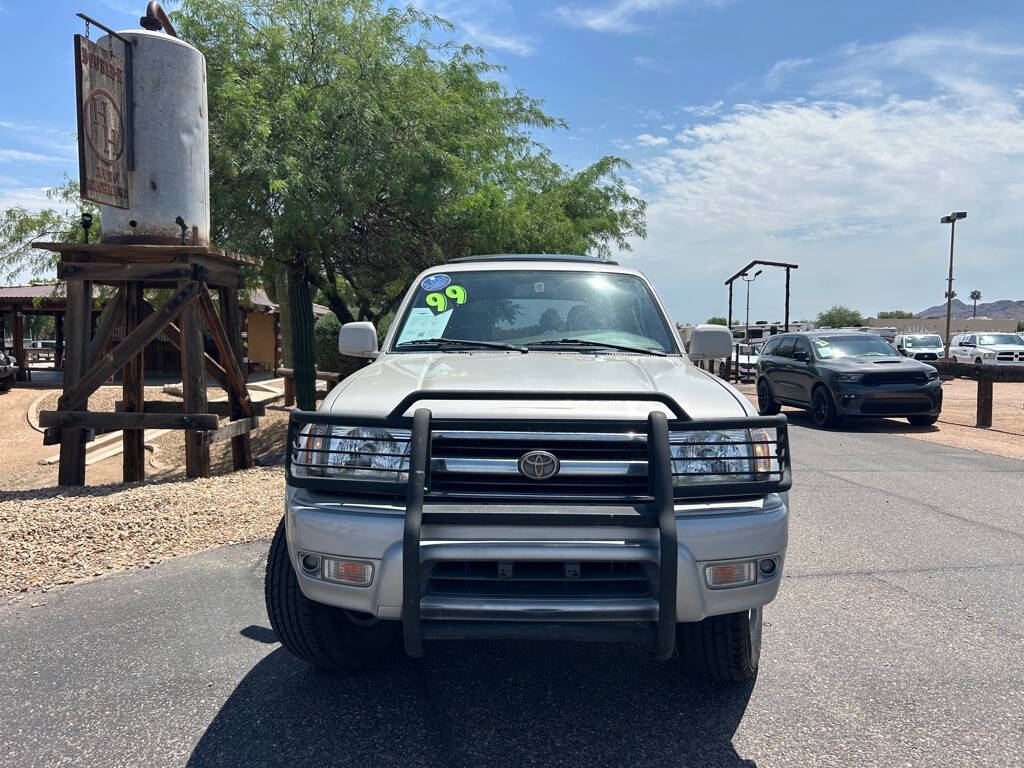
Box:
285;397;791;660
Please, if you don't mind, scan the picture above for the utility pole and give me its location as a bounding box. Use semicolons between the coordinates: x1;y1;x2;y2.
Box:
740;270;761;382
939;211;967;360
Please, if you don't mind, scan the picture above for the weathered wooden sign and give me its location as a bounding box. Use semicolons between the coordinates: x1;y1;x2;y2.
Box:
75;34;129;209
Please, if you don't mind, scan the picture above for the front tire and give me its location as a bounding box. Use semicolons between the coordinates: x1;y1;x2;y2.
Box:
908;414;939;426
677;607;762;681
718;361;727;379
811;385;840;428
265;518;401;670
757;378;781;415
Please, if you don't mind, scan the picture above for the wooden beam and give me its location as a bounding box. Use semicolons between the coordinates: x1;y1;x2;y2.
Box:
275;367;344;383
976;377;994;428
40;410;219;431
59;262;193;283
57;280;93;486
122;283;145;482
61;281;201;412
142;300;229;389
114;399;265;417
179;282;210;477
200;417;260;447
218;286;254;469
85;289;124;370
198;285;254;418
11;304;25;381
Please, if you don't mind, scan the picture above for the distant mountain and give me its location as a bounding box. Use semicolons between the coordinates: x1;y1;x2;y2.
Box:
915;298;1024;320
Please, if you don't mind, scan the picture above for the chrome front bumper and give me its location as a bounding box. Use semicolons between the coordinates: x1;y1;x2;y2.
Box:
285;487;788;626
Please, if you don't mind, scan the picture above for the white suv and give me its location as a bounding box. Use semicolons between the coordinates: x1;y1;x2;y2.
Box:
269;255;792;682
949;333;1024;364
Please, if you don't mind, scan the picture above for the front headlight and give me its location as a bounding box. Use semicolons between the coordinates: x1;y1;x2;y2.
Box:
835;373;863;383
925;369;939;381
982;352;995;359
294;425;411;480
669;428;774;487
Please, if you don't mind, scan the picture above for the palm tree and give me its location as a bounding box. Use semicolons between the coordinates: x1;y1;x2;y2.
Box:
969;290;982;317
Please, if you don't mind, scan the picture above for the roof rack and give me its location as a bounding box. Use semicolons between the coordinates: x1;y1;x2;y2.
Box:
446;254;619;265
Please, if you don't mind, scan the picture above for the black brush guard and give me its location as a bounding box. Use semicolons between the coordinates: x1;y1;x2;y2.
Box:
285;392;791;659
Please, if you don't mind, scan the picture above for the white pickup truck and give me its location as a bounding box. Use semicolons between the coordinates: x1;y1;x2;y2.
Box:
268;255;792;682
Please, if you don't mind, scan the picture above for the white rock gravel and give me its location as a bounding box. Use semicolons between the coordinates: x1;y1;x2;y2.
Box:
1;467;284;597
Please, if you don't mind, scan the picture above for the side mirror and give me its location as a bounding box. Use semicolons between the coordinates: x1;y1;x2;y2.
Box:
793;349;809;362
339;321;378;358
688;324;733;362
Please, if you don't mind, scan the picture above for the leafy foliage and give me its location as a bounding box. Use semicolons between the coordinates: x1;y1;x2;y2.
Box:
876;310;914;319
706;316;727;326
0;180;100;283
815;305;864;328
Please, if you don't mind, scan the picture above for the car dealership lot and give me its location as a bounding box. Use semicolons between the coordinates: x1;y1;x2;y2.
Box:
1;422;1022;767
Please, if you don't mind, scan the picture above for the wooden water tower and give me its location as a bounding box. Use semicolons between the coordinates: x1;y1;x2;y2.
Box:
35;6;259;486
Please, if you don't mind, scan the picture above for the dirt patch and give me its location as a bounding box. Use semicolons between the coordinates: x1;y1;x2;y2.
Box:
0;468;284;597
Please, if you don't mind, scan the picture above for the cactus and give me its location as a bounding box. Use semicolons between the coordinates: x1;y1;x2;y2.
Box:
287;261;317;411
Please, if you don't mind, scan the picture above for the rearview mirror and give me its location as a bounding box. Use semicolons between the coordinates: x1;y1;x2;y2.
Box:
339;321;378;358
688;324;733;362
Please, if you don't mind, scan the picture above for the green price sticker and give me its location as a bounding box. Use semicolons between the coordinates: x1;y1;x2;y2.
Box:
425;285;468;314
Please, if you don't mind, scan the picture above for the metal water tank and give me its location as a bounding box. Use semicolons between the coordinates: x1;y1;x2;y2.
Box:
99;28;210;246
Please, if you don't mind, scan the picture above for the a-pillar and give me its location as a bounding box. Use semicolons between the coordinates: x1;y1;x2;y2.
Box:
179;284;210;478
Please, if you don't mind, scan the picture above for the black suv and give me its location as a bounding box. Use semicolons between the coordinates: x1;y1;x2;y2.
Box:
756;332;942;428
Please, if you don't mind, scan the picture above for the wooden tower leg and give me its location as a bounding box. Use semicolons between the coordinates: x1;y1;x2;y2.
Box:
122;282;146;482
219;287;253;470
58;280;92;486
180;285;210;478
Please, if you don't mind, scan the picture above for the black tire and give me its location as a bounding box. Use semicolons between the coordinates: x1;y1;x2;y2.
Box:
265;517;401;670
0;375;12;392
974;357;983;365
756;378;781;415
908;414;939;426
718;361;726;379
677;607;762;682
810;385;840;428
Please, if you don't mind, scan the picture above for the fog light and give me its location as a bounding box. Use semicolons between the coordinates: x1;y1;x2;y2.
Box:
300;553;321;574
758;558;777;577
705;561;756;588
322;557;374;587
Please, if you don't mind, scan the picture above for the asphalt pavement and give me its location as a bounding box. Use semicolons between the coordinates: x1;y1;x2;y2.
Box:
2;415;1023;767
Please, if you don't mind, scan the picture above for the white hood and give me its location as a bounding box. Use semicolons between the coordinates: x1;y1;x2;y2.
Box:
320;352;753;420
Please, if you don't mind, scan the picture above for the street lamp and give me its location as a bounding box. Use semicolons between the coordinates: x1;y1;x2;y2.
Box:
939;211;967;360
737;270;762;381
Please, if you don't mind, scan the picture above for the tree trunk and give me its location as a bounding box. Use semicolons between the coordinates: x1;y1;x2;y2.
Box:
287;259;317;411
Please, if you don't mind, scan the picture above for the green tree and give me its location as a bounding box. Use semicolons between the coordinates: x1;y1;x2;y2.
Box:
173;0;645;407
816;305;864;328
0;180;100;282
877;310;914;319
1017;320;1024;333
706;316;727;326
969;290;982;317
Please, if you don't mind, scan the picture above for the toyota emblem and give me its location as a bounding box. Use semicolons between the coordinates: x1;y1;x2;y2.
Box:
518;450;560;480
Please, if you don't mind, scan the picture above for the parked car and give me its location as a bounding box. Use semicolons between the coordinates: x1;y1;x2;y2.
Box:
717;341;762;381
27;339;56;362
269;255;793;682
756;331;942;428
894;333;944;361
0;351;18;391
948;333;1024;364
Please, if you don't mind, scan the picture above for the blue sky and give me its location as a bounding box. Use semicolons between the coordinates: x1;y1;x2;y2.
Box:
3;0;1024;323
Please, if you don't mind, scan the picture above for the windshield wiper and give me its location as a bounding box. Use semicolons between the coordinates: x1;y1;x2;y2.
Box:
526;338;666;357
395;337;528;353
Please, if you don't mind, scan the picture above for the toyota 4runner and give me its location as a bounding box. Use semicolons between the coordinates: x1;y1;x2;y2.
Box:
267;255;792;681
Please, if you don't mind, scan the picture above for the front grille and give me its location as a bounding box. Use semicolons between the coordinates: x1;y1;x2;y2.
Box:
995;352;1024;361
913;352;938;361
425;560;652;599
862;371;929;386
428;430;650;500
861;398;932;414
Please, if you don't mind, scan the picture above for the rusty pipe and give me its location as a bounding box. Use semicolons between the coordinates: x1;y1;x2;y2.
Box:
139;1;178;37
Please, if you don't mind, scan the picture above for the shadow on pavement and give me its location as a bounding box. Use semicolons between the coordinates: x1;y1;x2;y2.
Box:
188;641;757;767
783;409;940;434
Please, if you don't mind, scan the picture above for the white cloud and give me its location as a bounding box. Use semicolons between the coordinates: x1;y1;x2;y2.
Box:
0;148;68;164
636;133;670;147
419;0;535;56
0;185;54;211
615;31;1024;323
554;0;727;33
680;100;724;117
460;22;534;56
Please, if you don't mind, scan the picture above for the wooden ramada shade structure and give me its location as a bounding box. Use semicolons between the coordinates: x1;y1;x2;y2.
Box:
32;241;260;486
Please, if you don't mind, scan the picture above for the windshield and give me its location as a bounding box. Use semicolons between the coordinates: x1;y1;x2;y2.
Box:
977;334;1023;346
904;335;942;348
392;269;677;353
813;335;897;359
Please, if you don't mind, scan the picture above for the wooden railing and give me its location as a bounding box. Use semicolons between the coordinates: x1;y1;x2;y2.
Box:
275;367;344;407
929;361;1024;428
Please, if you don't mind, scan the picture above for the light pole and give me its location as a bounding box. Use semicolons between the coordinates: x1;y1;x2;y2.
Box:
939;211;967;360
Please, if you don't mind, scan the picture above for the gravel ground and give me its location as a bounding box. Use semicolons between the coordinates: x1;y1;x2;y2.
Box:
0;468;284;597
